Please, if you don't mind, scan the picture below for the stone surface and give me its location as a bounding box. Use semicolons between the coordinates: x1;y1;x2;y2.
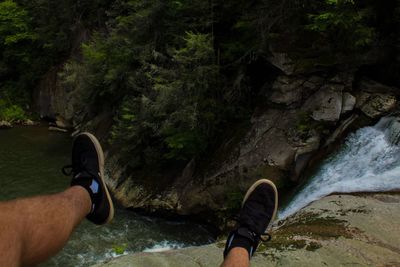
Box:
48;126;68;133
302;84;344;122
23;119;36;126
55;115;71;129
0;120;12;129
357;92;397;118
269;76;304;105
387;117;400;145
268;51;296;76
341;92;356;114
269;75;324;106
104;75;399;227
93;193;400;267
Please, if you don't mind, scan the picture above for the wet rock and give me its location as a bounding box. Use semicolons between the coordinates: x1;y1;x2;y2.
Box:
0;120;12;129
55;115;71;129
93;193;400;267
357;92;397;118
48;126;68;133
23;119;36;126
387;117;400;145
324;114;359;147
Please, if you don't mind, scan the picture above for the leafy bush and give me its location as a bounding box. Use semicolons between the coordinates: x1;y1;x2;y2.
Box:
0;99;27;122
306;0;375;51
110;32;220;165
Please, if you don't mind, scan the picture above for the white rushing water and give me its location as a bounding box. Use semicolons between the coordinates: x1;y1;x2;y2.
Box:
279;117;400;219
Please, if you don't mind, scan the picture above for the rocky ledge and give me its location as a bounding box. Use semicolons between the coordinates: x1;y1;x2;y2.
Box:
93;193;400;267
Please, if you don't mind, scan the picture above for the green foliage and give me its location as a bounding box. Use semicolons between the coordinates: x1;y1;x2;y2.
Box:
109;32;220;165
0;0;36;46
0;99;27;122
112;244;127;255
306;0;375;51
0;0;36;83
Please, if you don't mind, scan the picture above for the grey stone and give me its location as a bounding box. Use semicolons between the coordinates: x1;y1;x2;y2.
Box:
268;51;296;75
48;126;68;133
360;78;396;94
55;115;70;129
269;76;304;105
0;120;12;129
23;119;36;126
303;84;344;122
387;117;400;145
357;92;397;118
324;114;359;147
341;92;356;114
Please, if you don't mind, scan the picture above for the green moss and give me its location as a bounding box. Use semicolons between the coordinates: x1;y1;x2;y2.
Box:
295;111;328;140
259;212;362;253
112;243;128;255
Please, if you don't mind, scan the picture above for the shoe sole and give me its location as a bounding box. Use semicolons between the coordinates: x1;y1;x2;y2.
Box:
242;179;278;230
76;132;115;225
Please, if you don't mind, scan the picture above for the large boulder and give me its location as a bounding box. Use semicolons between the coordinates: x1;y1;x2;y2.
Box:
356;79;397;118
302;84;344;122
269;75;324;106
357;92;397;118
93;193;400;267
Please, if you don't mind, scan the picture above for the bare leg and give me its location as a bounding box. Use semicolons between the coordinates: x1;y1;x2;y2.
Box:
220;248;250;267
0;186;91;267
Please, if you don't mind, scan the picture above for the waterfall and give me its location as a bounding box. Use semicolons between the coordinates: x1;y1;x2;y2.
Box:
279;117;400;220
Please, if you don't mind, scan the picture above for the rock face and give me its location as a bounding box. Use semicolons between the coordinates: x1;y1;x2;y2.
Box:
33;66;76;122
93;193;400;267
33;26;89;125
106;75;399;224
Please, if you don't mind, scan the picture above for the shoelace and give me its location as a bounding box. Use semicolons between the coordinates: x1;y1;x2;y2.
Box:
62;164;98;180
227;215;272;243
62;164;74;176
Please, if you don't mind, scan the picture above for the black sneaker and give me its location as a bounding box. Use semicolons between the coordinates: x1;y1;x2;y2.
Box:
62;132;114;225
223;179;278;258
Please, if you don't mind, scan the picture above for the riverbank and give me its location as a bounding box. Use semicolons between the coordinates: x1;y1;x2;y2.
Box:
93;192;400;266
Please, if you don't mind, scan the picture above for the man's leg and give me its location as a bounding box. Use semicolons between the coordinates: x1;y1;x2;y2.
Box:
221;179;278;267
0;186;91;267
220;248;250;267
0;132;114;267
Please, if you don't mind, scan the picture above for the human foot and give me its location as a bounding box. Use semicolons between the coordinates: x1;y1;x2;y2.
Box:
62;132;114;225
223;179;278;258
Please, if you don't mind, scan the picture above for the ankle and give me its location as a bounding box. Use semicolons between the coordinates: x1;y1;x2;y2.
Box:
66;186;92;215
223;227;259;259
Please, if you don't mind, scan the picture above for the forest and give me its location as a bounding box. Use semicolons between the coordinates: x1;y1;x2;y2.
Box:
1;0;399;170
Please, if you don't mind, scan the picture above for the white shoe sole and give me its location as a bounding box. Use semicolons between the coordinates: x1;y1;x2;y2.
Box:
76;132;115;225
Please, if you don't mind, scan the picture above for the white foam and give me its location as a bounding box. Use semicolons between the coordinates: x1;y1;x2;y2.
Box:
143;241;185;253
279;117;400;220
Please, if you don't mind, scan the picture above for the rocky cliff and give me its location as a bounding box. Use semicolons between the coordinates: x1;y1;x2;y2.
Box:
92;193;400;267
105;69;399;226
33;52;400;226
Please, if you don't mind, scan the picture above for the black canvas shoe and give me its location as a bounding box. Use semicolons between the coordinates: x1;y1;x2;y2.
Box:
223;179;278;258
62;132;114;225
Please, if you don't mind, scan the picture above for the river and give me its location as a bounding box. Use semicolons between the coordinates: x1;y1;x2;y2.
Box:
0;126;214;267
